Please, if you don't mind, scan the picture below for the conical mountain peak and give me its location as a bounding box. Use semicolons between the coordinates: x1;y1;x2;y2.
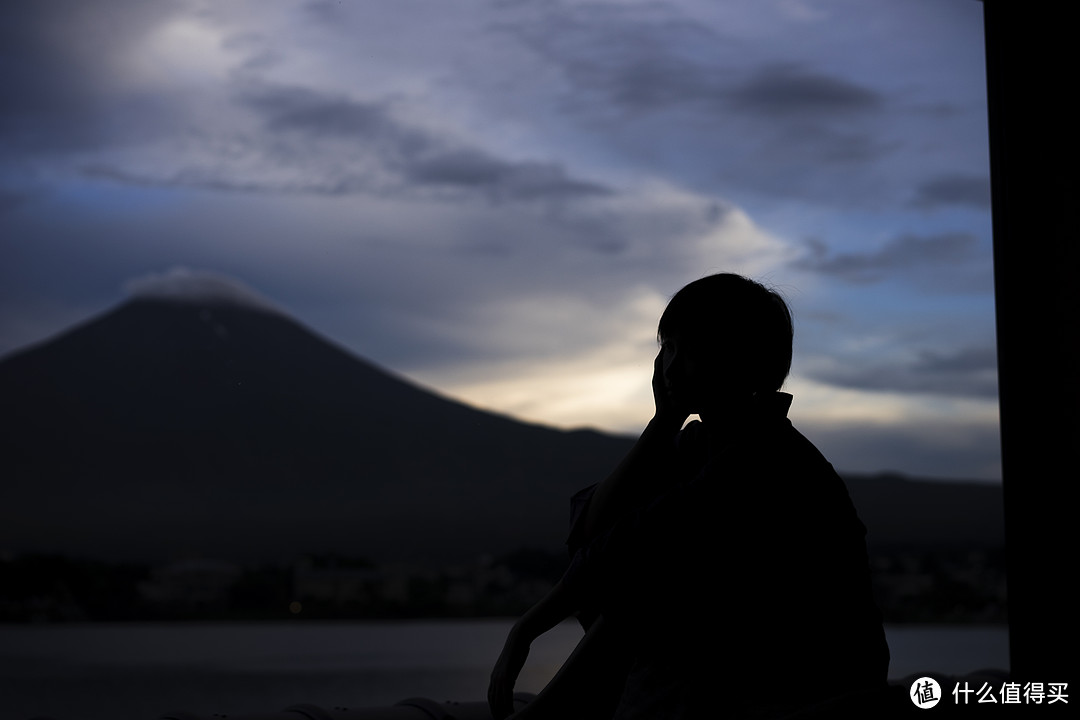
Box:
0;292;632;565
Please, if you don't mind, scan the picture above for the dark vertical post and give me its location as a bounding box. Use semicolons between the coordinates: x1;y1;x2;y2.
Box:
982;0;1077;683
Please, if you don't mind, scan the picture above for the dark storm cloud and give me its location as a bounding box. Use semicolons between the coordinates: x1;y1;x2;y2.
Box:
506;8;881;120
494;2;899;208
84;80;612;203
806;345;999;399
245;82;611;199
726;63;882;116
80;163;348;196
792;232;980;284
405;149;611;202
243;85;414;142
910;174;992;210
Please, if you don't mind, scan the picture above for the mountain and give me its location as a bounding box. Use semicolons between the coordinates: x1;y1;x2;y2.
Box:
0;298;1003;566
0;298;633;565
843;472;1003;550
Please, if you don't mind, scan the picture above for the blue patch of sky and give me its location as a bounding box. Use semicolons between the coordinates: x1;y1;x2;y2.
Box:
43;178;183;218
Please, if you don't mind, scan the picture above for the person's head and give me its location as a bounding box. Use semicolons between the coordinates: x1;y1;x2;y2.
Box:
657;273;793;410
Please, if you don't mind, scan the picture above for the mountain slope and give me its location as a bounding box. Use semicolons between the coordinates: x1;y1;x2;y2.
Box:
0;298;633;564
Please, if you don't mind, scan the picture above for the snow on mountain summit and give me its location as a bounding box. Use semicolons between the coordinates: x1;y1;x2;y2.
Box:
124;267;284;314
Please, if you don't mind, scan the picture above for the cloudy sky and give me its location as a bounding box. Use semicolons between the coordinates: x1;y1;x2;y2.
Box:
0;0;999;480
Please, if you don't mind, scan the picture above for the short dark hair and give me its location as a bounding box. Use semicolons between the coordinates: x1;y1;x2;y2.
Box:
657;273;793;395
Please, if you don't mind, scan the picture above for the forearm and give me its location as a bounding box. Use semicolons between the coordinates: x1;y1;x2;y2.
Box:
510;615;630;720
513;579;577;643
490;579;581;720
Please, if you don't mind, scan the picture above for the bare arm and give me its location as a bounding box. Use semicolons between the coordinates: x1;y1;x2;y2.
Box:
489;580;577;719
508;615;631;720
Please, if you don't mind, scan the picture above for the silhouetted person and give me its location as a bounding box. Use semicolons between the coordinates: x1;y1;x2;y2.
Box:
489;273;889;719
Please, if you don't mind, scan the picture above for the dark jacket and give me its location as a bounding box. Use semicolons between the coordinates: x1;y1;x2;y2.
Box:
563;393;889;717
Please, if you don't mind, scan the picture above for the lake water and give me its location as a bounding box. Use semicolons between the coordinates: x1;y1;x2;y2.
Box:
0;621;1008;720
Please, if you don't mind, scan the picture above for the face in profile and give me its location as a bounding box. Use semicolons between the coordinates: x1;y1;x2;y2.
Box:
660;335;711;414
660;336;689;408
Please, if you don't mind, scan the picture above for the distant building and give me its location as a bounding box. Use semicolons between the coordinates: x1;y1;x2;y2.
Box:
138;558;241;610
292;555;378;606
